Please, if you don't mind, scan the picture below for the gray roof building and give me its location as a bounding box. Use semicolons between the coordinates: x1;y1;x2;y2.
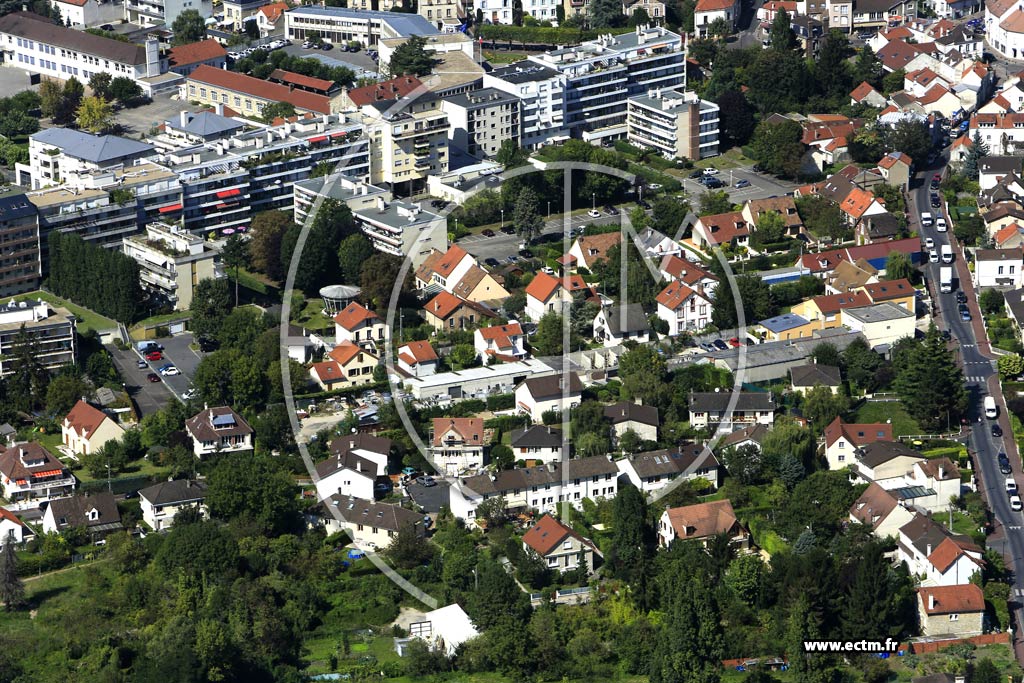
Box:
0;12;148;64
510;425;562;449
622;444;718;480
1005;288;1024;328
45;493;122;534
519;373;583;401
689;391;776;413
32;128;154;165
597;304;650;337
604;401;659;428
857;440;922;468
285;6;439;36
487;62;561;84
843;302;914;324
169;111;245;141
324;495;425;533
458;456;617;496
329;432;392;458
789;363;842;388
979;155;1022;177
138;479;208;506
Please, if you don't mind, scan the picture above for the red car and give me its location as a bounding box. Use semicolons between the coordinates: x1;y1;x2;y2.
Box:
728;337;741;348
146;373;161;383
145;350;162;361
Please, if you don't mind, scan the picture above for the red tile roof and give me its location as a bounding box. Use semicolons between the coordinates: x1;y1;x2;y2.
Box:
0;507;25;527
876;40;924;71
258;1;289;22
664;499;739;539
862;278;913;302
523;514;591;556
1001;8;1024;33
696;211;749;246
270;69;334;93
398;340;438;365
659;255;718;287
696;0;736;11
918;584;984;615
333;301;381;331
311;360;346;384
168;39;227;68
878;151;912;169
571;232;620;269
809;290;872;315
656;281;698;310
347;76;424;107
424;291;467;320
839;187;878;220
417;245;471;280
328;341;374;366
850;81;881;102
994;222;1024;245
64;399;110;440
928;536;983;573
432;417;483;447
824;417;893;447
188;65;331;115
477;323;523;350
525;271;590;302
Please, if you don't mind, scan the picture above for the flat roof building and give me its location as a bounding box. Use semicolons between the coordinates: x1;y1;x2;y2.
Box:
284;6;440;48
627;87;720;160
123;222;222;310
441;88;521;160
0;299;77;376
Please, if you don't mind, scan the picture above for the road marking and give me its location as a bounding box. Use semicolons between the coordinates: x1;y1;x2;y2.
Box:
1011;525;1023;530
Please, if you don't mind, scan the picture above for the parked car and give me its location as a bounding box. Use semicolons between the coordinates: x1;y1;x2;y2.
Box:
519;248;534;258
145;351;162;361
136;359;148;369
993;424;1004;437
713;339;728;350
1012;494;1022;511
647;183;663;190
100;23;115;30
961;308;972;321
500;226;515;235
1000;453;1013;474
481;228;495;237
924;237;935;250
160;366;180;377
484;257;500;267
603;205;619;215
147;373;161;383
702;168;719;176
506;255;519;263
931;173;942;189
417;476;437;487
930;193;941;207
703;177;725;189
735;179;751;188
957;291;968;304
728;337;741;347
587;208;601;218
689;170;703;179
929;249;938;263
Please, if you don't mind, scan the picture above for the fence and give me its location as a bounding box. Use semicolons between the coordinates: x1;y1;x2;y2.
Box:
907;632;1009;654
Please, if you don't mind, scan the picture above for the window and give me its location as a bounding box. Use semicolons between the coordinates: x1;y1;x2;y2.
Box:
949;614;959;621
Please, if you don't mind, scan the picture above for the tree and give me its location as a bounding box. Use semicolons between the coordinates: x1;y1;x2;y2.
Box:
650;566;723;683
618;344;668;406
963;132;991;180
88;72;112;100
533;312;564;356
749;119;806;178
496;139;527;168
841;542;895;640
796;195;847;241
206;453;299;535
385;523;435;569
360;253;406;309
47;231;141;323
843;336;882;393
109;76;143;107
884;250;913;281
894;326;968;431
761;418;816;473
628;6;650;25
745;50;813;116
720;443;766;485
998;353;1024;380
608;484;651;578
0;531;24;611
881;68;906;95
714;90;756;148
337;233;374;285
980;287;1004;315
802;384;849;430
972;659;1001;683
221;234;249;307
76;94;114;133
513;187;543;243
810;342;841;368
751;210;788;248
511;0;524;25
711;274;773;329
171;9;207;45
44;76;83;125
261;101;297;123
588;0;625;27
387;35;439;77
449;344;478;369
851;45;883;89
706;16;730;39
885;119;932;167
725;553;764;605
815;29;851;99
651;196;692;237
769;8;797;51
190;277;232;340
45;373;88;416
248;210;293;281
699;190;733;216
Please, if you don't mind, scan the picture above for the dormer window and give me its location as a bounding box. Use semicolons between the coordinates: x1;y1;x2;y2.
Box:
88;508;99;521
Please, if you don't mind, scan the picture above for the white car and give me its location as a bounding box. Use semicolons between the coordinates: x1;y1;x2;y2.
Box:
182;388;198;400
936;217;948;232
929;249;938;263
587;209;601;218
160;366;180;376
1012;494;1022;512
702;168;719;176
924;237;934;250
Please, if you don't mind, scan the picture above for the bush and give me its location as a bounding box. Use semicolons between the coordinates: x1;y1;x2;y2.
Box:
541;410;560;426
485;393;515;411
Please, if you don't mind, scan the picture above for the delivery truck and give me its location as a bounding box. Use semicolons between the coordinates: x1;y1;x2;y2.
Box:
940;266;953;293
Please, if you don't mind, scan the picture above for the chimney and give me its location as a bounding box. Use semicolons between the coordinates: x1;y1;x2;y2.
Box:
180;110;189;128
926;543;932;556
928;593;935;610
215;102;224;116
938;464;945;480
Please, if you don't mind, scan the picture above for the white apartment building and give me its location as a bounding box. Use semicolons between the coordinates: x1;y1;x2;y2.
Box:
0;442;76;504
475;0;561;23
484;62;569;149
0;299;77;377
125;0;213;29
122;222;221;311
527;25;685;141
0;12;163;90
359;95;450;194
22;127;155;191
985;0;1024;60
440;88;521;160
973;248;1024;288
627;88;720;160
284;6;440;47
138;479;208;532
352;197;448;268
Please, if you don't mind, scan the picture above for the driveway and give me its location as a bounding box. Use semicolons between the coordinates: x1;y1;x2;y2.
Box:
150;332;202;400
113;94;192;136
405;480;451;513
105;342;174;418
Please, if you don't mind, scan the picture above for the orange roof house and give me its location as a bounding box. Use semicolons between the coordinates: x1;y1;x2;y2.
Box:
333;301;381;331
62;399;125;457
186;64;333;115
168;39;227;72
257;1;289;23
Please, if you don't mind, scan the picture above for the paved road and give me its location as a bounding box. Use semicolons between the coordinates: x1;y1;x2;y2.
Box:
105;343;175;418
910;153;1024;662
156;333;202;400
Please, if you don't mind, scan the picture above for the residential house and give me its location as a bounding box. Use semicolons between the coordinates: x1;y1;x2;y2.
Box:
803;117;861;171
61;399;125;457
522;513;598;573
688;391;776;431
328;433;392;476
982;205;1024;237
617;444;721;494
167;39;228;77
314;450;379;501
0;442;76;503
841;303;916;347
1005;287;1024;336
973;248;1024;288
825;259;879;294
850;81;888;107
0;424;15;447
41;492;122;538
658;498;748;548
659;255;719;299
592;304;651;348
795;237;922;279
985;0;1024;61
824;416;893;470
692;211;750;251
422;291;497;331
917;585;985;637
400;604;479;658
449;456;619;519
969;112;1024;155
474;323;527;362
320;494;425;549
839;187;888;229
789;363;842;394
397;341;439;377
888;458;962;513
742;196;804;238
623;0;666;20
510;425;563;464
309;342;380;391
0;507;27;545
605;401;659;443
334;301;386;350
978;155;1022;191
636;227;682;260
254;1;289;35
994;223;1024;249
694;0;739;36
656;281;713;335
562;232;621;272
896;513;983;586
717;423;769;453
877;151;913;189
138;479;209;532
184;406;254;458
860;278;916;312
756;313;817;342
415;246;509;303
515;373;583;423
792;290;872;329
849;482;916;540
524;271;595;322
53;0;106;28
855;440;927;483
431;417;486;475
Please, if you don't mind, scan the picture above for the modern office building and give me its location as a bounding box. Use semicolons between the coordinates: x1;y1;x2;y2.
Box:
284;6;439;47
0;12;163;87
0;193;40;298
626;88;720;160
0;299;77;376
122;222;222;310
525;25;685;141
484;62;569;149
441;88;521;159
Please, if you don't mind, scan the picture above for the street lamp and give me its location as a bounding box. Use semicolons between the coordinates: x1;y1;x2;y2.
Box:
547;201;551;219
592;193;596;210
500;208;504;231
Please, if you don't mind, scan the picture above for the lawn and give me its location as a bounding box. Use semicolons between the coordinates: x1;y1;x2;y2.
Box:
695;147;756;171
72;455;170;484
292;297;334;335
130;310;190;337
852;401;921;437
12;290;117;335
483;50;530;64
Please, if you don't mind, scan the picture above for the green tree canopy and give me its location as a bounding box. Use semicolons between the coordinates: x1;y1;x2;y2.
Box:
749;119;806;178
387;35;440;77
171;9;207;45
894;326;968;431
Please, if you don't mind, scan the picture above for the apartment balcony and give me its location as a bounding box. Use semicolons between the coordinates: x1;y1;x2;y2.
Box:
362;226;402;247
394;121;448;140
125;1;164;17
13;476;76;493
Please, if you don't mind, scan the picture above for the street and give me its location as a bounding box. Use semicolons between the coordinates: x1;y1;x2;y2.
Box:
909;153;1024;655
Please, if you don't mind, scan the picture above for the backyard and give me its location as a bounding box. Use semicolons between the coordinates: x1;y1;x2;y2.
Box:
852;400;922;437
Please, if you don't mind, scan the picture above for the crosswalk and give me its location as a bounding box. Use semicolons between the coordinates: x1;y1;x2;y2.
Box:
1016;588;1024;598
966;376;988;383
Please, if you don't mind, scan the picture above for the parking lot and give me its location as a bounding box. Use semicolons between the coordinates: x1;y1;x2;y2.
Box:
678;166;801;202
105;333;203;417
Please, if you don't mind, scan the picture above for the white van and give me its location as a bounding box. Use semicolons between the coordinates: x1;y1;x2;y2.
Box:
985;395;998;419
921;212;934;227
941;244;953;264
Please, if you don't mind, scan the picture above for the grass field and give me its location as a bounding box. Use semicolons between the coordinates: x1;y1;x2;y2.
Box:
12;291;117;335
852;401;921;437
483;50;530;64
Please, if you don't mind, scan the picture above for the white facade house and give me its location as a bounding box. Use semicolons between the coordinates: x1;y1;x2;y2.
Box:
474;0;560;23
184;406;254;459
284;6;441;47
896;514;983;587
849;482;916;540
593;304;651;348
474;323;527;362
61;400;125;458
54;0;105;28
656;281;712;335
688;391;776;432
124;0;213;28
328;433;392;477
973;248;1024;288
509;425;563;464
515;373;583;423
333;301;386;350
397;341;439;377
840;303;916;348
0;442;76;504
823;417;893;471
0;508;27;546
694;0;740;36
320;495;425;550
617;445;721;495
431;418;486;475
986;0;1024;60
523;514;597;574
626;88;720;160
138;479;208;532
483;62;569;149
314;451;378;502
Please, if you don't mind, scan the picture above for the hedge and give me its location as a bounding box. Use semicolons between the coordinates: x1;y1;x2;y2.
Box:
477;24;632;46
486;393;515;411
